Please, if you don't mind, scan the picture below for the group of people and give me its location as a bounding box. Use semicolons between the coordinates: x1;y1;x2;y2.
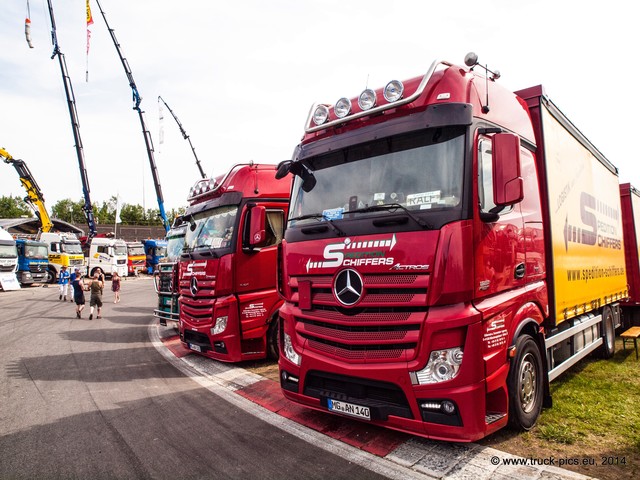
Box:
57;266;122;319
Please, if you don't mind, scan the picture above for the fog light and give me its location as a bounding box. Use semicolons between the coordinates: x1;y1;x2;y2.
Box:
383;80;404;102
211;315;228;335
312;105;330;125
334;97;351;118
358;89;376;110
441;400;456;415
283;332;301;366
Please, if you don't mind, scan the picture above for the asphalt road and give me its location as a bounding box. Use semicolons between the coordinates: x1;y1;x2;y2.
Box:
0;278;390;480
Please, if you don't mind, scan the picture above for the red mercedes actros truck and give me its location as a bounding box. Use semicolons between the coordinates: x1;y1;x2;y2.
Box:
178;163;291;362
620;183;640;323
276;53;631;442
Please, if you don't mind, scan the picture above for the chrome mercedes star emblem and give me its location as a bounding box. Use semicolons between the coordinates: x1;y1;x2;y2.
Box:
190;276;198;296
333;269;364;306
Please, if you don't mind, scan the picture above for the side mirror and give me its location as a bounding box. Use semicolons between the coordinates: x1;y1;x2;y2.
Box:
275;161;292;180
249;206;266;247
492;133;523;206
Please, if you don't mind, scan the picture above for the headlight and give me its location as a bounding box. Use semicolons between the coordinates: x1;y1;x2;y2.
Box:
283;332;301;366
211;316;228;335
411;347;463;385
312;105;330;125
358;88;376;110
383;80;404;102
334;97;351;118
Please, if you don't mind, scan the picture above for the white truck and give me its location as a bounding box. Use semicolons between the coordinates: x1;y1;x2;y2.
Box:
0;227;19;290
87;237;128;278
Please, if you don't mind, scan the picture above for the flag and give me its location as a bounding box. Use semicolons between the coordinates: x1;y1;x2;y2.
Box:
86;1;93;82
115;196;122;224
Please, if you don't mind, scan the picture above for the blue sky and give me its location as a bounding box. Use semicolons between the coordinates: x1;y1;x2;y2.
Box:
1;0;638;217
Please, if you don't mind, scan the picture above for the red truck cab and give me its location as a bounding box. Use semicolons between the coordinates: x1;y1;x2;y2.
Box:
178;163;291;362
276;55;627;442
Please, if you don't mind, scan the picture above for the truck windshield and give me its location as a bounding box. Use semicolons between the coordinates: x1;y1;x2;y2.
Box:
185;205;237;251
289;127;465;227
61;242;83;255
155;246;167;259
25;245;48;259
114;245;127;256
166;229;186;262
128;246;145;256
0;244;18;258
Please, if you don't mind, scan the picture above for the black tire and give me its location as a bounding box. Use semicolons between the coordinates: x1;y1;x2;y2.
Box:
266;316;280;360
599;306;615;359
46;268;56;284
508;335;544;431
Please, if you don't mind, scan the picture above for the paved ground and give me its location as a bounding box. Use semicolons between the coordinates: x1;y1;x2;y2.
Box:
153;309;595;480
1;277;596;479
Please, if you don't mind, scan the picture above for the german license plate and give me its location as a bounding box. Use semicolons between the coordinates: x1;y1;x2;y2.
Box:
327;399;371;420
188;343;202;352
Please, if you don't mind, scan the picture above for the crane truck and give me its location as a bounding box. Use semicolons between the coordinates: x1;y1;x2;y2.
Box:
1;147;51;285
275;53;631;442
177;163;291;361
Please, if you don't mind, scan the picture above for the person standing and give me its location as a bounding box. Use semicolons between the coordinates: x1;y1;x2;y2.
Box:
111;272;121;303
58;266;71;301
88;272;104;320
71;268;87;318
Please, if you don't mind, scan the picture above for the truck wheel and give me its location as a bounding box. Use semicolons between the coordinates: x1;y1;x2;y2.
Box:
508;335;543;431
599;306;615;359
266;317;280;360
45;268;56;284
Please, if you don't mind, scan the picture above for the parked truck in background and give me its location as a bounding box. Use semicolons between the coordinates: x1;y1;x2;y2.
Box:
144;239;167;274
87;237;128;278
39;232;85;283
620;183;640;327
178;163;291;361
126;241;146;276
15;238;49;286
275;53;630;442
154;222;186;326
0;226;19;290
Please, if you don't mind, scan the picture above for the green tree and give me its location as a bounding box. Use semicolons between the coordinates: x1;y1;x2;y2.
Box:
51;198;85;223
0;195;33;218
119;204;146;224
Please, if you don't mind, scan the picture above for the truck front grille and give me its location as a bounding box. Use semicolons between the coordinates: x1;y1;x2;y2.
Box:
291;274;428;363
179;277;216;324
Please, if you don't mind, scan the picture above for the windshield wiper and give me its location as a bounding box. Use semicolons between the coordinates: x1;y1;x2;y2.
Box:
346;203;433;229
289;213;346;237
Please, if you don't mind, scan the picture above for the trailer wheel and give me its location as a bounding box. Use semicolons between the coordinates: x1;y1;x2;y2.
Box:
599;306;615;359
508;335;543;431
266;316;280;360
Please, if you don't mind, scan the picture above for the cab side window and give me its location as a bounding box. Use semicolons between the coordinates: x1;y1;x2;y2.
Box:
264;210;285;247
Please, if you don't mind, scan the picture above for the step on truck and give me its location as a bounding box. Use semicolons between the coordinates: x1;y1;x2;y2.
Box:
275;53;631;442
178;163;291;361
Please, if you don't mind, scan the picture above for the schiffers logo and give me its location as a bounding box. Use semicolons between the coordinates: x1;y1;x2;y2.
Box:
333;269;364;306
306;234;397;272
184;261;207;277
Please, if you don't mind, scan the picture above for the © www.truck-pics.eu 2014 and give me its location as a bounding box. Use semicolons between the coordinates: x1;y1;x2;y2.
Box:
275;53;639;442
